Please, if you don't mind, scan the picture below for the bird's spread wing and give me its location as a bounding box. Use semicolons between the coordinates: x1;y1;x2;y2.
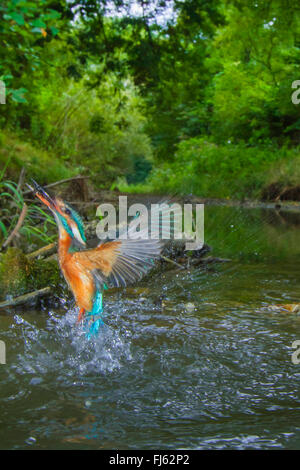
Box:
72;238;162;288
72;200;181;288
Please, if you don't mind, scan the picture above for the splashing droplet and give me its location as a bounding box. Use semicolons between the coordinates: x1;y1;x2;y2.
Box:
25;436;36;445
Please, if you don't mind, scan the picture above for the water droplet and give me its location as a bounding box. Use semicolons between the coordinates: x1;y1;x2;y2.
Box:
14;315;24;325
185;302;195;312
29;377;43;386
25;437;36;445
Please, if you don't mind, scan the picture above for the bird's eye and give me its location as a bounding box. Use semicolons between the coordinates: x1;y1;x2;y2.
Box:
64;208;71;216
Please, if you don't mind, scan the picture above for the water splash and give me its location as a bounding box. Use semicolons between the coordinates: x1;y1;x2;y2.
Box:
11;308;132;379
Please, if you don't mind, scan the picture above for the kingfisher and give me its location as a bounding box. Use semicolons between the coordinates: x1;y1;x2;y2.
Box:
28;180;163;337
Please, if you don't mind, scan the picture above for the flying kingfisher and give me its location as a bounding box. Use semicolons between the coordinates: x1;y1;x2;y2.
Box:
28;180;164;336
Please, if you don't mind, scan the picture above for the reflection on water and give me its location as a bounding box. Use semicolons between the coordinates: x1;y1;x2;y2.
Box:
1;205;300;449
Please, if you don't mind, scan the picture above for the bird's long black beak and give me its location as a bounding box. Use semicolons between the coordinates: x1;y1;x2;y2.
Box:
26;179;59;213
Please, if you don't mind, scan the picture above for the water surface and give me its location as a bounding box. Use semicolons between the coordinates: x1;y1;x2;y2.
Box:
1;205;300;449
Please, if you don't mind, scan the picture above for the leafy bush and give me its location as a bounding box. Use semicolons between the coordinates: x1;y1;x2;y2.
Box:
11;76;153;186
0;177;56;247
124;138;300;199
0;133;76;184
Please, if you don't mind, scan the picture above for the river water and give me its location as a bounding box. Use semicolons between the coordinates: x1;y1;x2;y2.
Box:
1;205;300;449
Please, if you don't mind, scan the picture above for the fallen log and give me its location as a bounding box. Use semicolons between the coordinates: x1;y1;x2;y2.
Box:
0;287;51;309
27;242;57;260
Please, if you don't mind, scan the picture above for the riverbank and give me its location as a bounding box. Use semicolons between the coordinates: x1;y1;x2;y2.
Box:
2;183;300;310
2;201;300;450
117;139;300;202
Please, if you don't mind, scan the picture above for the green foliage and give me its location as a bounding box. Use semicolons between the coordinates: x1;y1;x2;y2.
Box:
126;155;152;184
1;0;300;205
25;76;153;185
208;0;300;144
0;0;62;102
0;133;76;183
0;171;56;246
128;138;300;199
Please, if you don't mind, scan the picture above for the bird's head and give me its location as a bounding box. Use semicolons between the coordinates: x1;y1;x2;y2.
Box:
28;180;86;247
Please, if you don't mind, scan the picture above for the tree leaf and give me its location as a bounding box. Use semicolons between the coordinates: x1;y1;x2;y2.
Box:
50;26;59;36
11;88;28;103
5;12;25;26
30;18;46;29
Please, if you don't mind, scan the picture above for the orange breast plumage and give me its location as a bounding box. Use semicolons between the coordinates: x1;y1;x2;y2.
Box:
60;256;95;312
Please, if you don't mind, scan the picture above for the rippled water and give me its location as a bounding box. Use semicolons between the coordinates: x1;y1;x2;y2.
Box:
1;205;300;449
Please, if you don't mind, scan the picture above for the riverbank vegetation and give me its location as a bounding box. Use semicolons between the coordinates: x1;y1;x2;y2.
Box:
1;0;300;248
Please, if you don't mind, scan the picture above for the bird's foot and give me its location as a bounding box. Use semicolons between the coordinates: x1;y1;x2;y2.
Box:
77;308;85;323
